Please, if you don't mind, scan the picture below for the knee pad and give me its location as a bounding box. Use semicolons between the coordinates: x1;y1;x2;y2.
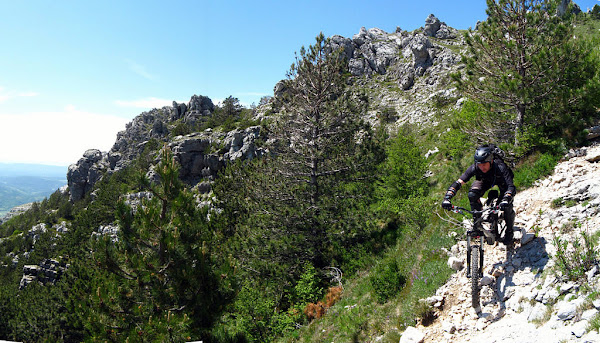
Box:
468;190;483;210
468;190;481;201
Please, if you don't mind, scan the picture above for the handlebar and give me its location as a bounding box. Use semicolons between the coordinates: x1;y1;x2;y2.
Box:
447;205;499;217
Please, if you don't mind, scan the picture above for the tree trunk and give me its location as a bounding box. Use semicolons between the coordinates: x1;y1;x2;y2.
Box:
514;103;525;147
310;111;320;206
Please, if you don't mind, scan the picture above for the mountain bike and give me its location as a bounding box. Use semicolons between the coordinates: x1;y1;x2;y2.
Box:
445;190;510;313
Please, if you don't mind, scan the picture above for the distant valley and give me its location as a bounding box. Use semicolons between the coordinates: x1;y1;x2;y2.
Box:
0;163;67;216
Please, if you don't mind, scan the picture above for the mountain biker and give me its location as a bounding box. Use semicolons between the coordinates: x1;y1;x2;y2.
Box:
442;144;516;245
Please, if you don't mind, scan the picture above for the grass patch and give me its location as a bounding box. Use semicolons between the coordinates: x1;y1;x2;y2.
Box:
589;312;600;333
530;303;554;327
513;152;561;189
552;229;599;282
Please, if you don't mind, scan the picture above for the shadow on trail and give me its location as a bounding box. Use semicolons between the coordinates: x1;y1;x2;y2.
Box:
478;225;550;322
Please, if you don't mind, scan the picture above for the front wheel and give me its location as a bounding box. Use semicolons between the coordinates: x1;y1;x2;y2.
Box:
470;244;481;313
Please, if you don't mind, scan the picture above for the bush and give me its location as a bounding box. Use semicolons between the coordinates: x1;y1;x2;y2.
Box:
369;258;406;303
375;127;428;216
513;153;561;189
553;229;598;282
304;301;327;320
294;263;323;305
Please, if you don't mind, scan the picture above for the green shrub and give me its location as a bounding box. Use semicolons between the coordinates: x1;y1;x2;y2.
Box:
170;121;194;137
442;129;471;159
551;197;564;209
369;258;406;303
553;230;598;282
513;153;561;189
294;263;323;305
377;106;398;123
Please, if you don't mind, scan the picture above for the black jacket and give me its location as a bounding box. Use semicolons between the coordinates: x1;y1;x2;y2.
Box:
459;160;516;200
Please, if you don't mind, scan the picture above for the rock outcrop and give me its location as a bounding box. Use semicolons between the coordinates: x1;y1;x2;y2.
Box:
67;118;265;201
169;126;264;187
333;14;461;86
19;258;69;290
67;149;108;202
1;203;34;224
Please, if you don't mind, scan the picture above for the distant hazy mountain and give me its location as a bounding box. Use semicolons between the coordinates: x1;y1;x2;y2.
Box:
0;163;67;216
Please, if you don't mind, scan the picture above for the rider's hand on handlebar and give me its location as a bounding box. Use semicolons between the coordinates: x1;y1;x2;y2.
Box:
499;199;509;210
442;198;452;210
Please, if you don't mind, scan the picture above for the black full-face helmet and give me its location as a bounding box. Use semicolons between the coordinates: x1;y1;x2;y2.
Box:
474;145;494;164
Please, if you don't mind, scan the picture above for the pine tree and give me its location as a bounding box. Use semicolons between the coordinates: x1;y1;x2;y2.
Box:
454;0;598;148
221;95;243;118
216;33;383;274
90;147;220;341
210;33;384;341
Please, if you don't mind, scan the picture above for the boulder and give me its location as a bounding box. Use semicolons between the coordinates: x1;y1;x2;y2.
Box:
187;94;214;114
400;326;425;343
327;35;354;61
527;302;548;322
556;301;577;320
435;23;457;39
447;256;463;271
409;34;433;74
19;258;68;290
171;101;187;120
423;14;441;37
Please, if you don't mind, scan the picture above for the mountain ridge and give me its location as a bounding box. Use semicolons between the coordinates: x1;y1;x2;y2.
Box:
65;13;465;203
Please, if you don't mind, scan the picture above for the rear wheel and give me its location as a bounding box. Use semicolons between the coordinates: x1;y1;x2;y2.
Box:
470;245;481;313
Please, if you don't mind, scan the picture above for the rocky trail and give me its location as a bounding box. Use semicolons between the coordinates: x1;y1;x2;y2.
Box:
404;144;600;343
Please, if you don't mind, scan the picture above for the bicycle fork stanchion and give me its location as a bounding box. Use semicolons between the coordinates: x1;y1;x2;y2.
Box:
478;236;484;278
466;233;472;278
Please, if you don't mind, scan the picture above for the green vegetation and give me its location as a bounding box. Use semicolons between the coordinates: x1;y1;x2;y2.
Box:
513;152;561;189
553;228;599;282
453;0;600;154
0;6;600;342
369;258;405;304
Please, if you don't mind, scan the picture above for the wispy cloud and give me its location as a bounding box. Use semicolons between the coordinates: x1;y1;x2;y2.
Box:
0;87;39;103
115;97;174;109
125;59;157;80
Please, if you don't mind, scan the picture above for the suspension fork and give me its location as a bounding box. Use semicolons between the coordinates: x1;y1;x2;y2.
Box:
466;233;484;278
479;237;484;277
466;234;472;278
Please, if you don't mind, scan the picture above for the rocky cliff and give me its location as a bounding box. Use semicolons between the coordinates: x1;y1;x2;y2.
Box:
67;14;465;202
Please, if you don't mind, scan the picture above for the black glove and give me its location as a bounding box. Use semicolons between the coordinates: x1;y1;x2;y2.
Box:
499;199;509;210
442;198;452;210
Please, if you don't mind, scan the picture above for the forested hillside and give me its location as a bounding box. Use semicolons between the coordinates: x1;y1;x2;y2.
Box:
0;164;66;218
0;1;600;342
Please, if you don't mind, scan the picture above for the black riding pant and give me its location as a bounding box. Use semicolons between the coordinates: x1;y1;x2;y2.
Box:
468;180;515;243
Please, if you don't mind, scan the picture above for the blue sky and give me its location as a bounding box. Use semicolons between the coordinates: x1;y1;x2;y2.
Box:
0;0;597;166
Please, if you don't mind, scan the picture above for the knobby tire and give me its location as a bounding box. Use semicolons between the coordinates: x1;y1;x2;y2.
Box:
471;245;481;313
